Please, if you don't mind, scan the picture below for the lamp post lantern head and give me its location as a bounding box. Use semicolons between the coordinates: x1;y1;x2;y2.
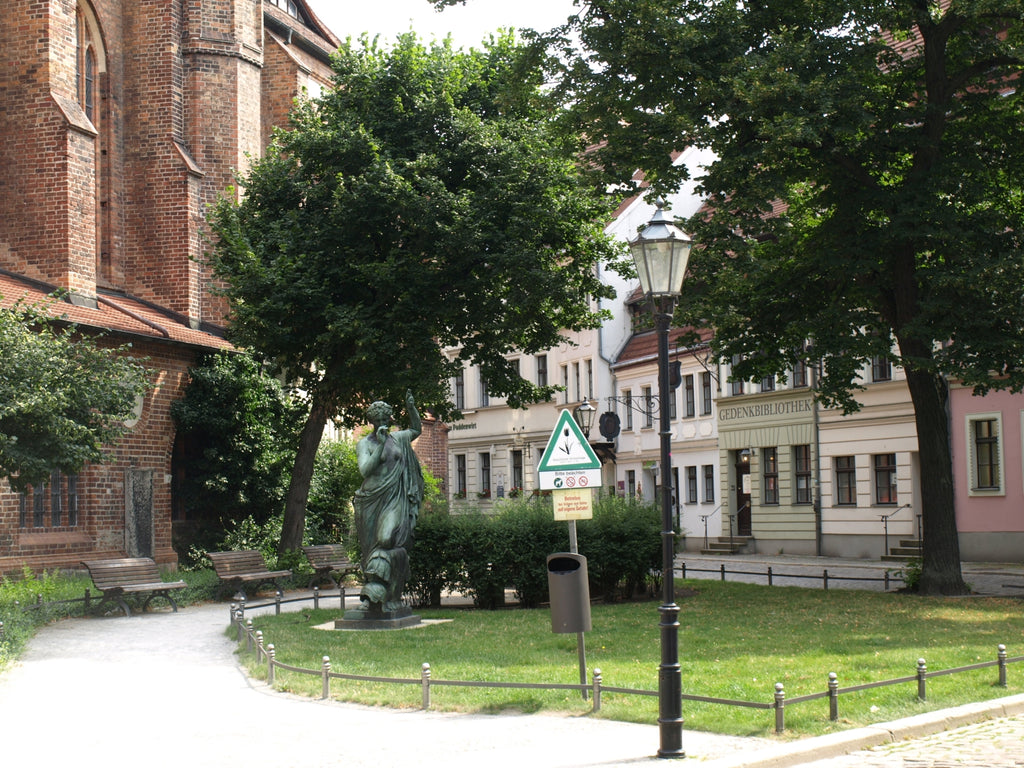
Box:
573;400;597;439
628;203;693;300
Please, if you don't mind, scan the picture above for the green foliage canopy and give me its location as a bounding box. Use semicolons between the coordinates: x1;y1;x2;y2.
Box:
550;0;1024;405
0;300;151;492
171;351;303;526
207;33;624;426
539;0;1024;594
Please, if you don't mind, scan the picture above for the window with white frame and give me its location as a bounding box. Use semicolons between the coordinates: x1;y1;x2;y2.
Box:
624;389;633;431
454;370;465;410
792;359;808;388
967;413;1004;494
455;455;467;497
701;372;713;415
871;356;892;382
793;445;812;504
686;466;698;503
480;453;491;496
763;447;779;504
873;453;897;504
702;465;715;503
835;456;856;505
684;375;695;418
511;450;524;492
536;354;548;388
730;355;744;396
643;386;653;428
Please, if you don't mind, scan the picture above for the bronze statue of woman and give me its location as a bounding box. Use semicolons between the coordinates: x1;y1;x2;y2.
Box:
353;390;423;614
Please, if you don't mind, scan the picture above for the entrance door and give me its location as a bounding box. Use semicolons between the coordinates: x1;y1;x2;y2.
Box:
735;453;752;536
125;469;154;558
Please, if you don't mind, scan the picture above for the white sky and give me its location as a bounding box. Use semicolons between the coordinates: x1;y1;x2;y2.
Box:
305;0;581;49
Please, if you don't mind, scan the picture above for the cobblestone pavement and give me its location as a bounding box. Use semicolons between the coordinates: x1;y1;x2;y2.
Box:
795;714;1024;767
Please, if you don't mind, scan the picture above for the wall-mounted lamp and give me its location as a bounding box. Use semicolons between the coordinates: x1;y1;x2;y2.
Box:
512;426;531;458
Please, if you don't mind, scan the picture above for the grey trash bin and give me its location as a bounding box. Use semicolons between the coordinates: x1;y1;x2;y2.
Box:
547;552;591;633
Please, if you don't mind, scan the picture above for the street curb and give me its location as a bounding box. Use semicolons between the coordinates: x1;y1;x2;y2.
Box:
694;694;1024;767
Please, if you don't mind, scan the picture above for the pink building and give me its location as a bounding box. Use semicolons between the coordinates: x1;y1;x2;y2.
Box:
950;384;1024;562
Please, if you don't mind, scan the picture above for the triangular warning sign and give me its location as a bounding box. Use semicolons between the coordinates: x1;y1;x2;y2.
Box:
538;410;602;472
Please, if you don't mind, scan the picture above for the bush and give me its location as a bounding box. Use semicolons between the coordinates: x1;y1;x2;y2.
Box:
407;510;459;607
305;439;361;548
492;500;566;607
406;495;661;609
578;495;661;601
0;568;95;670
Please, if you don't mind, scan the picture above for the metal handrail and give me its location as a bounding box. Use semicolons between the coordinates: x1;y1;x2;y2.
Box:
700;504;723;549
880;503;912;556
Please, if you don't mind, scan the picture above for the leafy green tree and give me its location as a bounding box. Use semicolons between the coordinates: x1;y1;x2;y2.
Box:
305;438;362;546
207;33;623;553
0;300;150;491
544;0;1024;594
170;351;303;544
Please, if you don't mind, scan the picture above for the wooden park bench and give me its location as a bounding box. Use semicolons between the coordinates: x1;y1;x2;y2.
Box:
81;557;187;618
302;543;360;589
207;549;291;598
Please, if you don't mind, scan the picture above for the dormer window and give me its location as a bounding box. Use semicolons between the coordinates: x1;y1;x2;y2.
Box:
268;0;301;20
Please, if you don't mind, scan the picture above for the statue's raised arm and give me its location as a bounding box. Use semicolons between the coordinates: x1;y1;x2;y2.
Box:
406;389;421;439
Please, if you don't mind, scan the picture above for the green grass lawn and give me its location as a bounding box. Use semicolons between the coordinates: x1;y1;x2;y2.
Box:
238;580;1024;738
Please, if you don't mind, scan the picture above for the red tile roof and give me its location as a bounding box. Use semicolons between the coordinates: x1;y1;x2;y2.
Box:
615;325;713;367
0;270;233;351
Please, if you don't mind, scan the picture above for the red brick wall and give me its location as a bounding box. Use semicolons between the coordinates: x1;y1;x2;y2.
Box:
413;416;451;493
0;0;341;576
0;339;198;573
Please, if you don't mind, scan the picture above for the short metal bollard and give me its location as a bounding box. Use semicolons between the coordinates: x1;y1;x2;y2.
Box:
823;569;830;590
917;658;927;701
828;672;839;721
774;683;786;733
256;631;264;662
767;567;773;586
322;656;331;700
267;644;276;685
313;586;320;610
275;590;283;615
592;668;602;712
999;644;1008;687
421;663;431;709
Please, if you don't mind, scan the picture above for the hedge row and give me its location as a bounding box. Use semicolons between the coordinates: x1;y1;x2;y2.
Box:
408;495;662;609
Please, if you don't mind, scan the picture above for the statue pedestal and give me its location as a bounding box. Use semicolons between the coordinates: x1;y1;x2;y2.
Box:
335;605;422;630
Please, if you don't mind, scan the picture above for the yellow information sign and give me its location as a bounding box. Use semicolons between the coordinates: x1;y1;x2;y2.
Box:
552;487;594;521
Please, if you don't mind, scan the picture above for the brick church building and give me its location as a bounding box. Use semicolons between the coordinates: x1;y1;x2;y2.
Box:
0;0;346;573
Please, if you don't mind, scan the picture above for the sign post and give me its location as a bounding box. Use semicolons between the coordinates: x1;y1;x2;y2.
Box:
538;410;602;699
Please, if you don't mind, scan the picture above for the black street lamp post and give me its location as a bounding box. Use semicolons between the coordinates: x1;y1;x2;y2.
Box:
628;203;693;759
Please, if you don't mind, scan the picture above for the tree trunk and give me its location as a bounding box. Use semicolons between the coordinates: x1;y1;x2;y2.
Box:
902;367;969;595
278;398;329;554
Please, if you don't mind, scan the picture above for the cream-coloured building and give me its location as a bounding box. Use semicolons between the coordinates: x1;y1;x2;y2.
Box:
445;148;714;511
443;143;1022;564
715;354;920;559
